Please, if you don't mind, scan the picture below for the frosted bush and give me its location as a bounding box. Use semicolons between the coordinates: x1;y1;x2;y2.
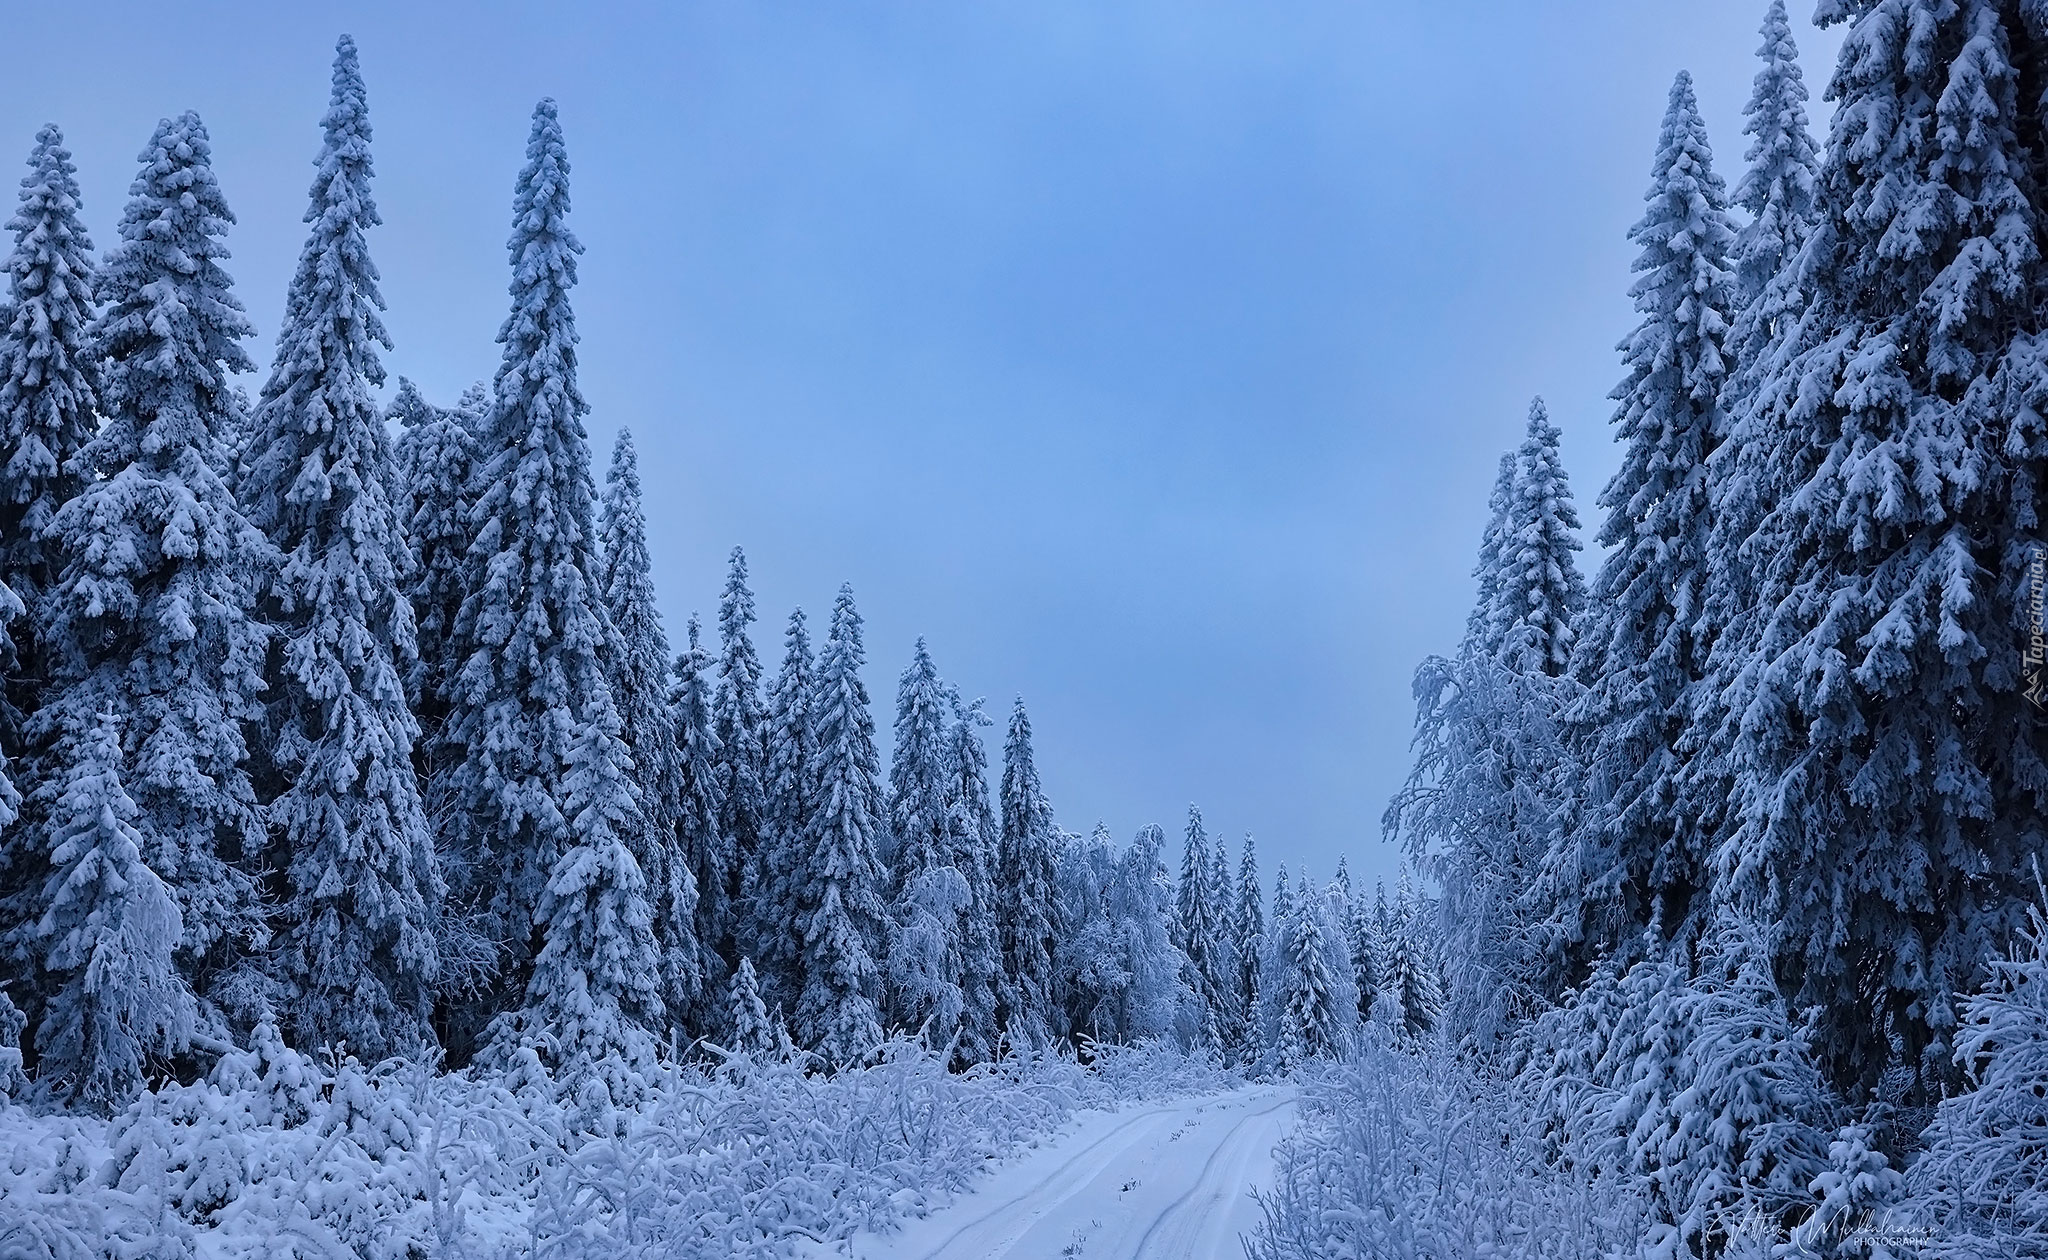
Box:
0;1031;1226;1259
1246;1025;1650;1260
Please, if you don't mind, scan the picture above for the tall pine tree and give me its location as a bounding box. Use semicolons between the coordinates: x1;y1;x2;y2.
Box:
0;125;97;968
1696;0;2048;1095
37;111;271;1012
391;377;478;768
754;608;814;1011
1387;399;1585;1049
793;586;887;1063
1233;834;1263;1058
883;639;968;1042
1731;0;1821;308
441;100;643;1051
598;429;697;1025
712;549;770;967
996;697;1058;1047
0;125;97;796
1490;399;1586;676
672;616;724;1022
1276;894;1342;1070
946;691;1003;1063
241;35;441;1057
1555;72;1737;975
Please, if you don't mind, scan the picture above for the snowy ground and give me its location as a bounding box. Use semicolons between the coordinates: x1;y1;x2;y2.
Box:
805;1084;1296;1260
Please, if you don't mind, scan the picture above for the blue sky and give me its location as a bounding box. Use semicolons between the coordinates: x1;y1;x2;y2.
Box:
0;1;1843;889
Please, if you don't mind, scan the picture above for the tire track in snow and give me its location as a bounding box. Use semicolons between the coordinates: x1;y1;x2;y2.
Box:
839;1085;1295;1260
906;1101;1190;1260
1130;1094;1296;1259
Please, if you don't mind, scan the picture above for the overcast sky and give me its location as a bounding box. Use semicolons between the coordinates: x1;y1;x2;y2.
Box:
0;1;1844;890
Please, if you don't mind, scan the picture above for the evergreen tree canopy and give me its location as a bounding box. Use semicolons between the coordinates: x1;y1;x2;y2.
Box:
486;714;664;1099
391;377;478;742
1732;0;1820;306
40;110;271;994
0;124;97;696
754;607;814;1010
672;616;724;1015
1487;399;1586;677
793;585;886;1064
241;35;440;1058
1560;70;1737;969
599;429;696;1020
996;697;1058;1047
442;100;642;1037
883;639;967;1040
713;549;769;962
33;713;192;1111
946;691;1003;1063
1699;0;2048;1093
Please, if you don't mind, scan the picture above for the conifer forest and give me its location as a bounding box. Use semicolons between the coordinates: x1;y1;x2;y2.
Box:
1;3;2045;1258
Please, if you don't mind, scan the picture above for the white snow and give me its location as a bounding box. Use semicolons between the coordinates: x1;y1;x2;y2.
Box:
812;1083;1296;1260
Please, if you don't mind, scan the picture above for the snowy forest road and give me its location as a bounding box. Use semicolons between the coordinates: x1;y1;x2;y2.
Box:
816;1084;1296;1260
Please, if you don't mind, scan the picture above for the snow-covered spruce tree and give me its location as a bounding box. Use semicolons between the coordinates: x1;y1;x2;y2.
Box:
1553;72;1736;978
1387;400;1585;1052
598;428;699;1024
946;692;1003;1063
1695;0;2048;1096
1234;834;1264;1056
1731;0;1820;309
793;585;887;1064
1272;861;1293;925
1489;398;1586;676
1463;452;1515;653
754;607;814;1010
240;36;442;1057
1275;894;1344;1072
1389;879;1443;1041
1349;899;1380;1023
390;378;476;747
32;713;193;1111
725;955;777;1057
37;111;271;1010
883;638;969;1043
1173;804;1208;957
1206;826;1243;1051
712;549;770;967
1715;1;1824;625
996;698;1059;1048
441;100;644;1051
0;125;97;790
672;616;724;1023
483;713;665;1098
1173;805;1235;1045
0;126;96;977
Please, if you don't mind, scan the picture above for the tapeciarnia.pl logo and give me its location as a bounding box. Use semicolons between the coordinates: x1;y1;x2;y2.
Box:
2028;545;2046;709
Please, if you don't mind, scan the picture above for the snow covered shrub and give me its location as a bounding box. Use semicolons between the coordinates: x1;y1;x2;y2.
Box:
0;1026;1227;1259
1905;903;2048;1255
1247;1022;1649;1260
1515;921;1838;1258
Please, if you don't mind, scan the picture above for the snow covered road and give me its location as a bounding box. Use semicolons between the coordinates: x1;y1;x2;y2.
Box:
817;1084;1296;1260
